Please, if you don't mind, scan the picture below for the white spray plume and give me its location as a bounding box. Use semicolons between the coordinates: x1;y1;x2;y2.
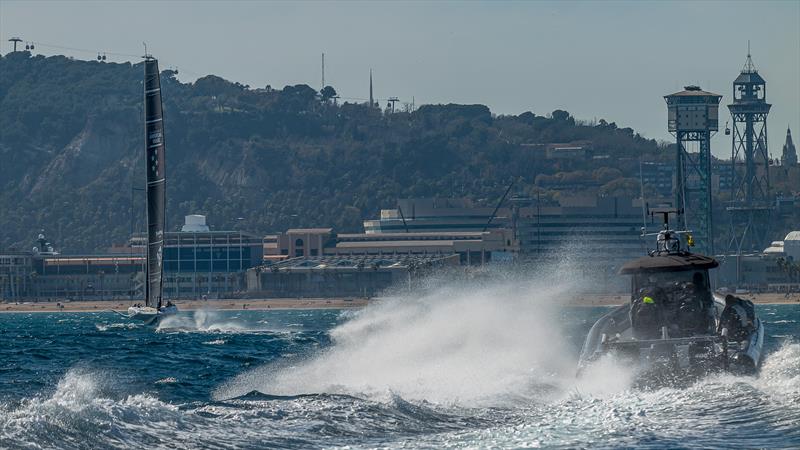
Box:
215;263;632;406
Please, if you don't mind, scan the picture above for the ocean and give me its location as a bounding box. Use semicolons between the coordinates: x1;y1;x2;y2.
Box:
1;281;799;449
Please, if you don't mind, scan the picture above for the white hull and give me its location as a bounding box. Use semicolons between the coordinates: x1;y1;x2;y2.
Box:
127;305;178;325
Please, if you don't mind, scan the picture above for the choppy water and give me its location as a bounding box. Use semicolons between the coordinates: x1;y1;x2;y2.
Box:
1;282;798;449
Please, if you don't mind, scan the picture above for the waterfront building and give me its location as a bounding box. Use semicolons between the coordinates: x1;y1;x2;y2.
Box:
363;198;506;234
640;162;674;197
159;215;263;298
247;254;459;298
33;254;143;300
102;215;263;298
4;215;262;301
264;226;512;266
0;251;34;301
363;196;659;268
717;231;800;291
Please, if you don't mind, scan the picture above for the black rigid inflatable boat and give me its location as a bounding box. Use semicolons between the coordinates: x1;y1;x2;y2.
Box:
578;210;764;383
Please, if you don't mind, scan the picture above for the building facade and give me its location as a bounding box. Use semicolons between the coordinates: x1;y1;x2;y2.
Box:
2;215;263;301
247;254;459;298
0;252;35;301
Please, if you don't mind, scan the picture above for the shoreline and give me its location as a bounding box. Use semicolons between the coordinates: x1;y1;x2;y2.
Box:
0;298;370;313
2;293;799;313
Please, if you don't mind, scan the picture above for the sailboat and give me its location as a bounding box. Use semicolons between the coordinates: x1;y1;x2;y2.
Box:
127;55;178;325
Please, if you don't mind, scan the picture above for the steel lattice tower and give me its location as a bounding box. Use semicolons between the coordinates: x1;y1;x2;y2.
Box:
665;86;722;256
726;52;772;259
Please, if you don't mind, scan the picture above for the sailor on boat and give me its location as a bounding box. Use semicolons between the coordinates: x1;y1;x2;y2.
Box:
718;295;756;341
125;53;178;325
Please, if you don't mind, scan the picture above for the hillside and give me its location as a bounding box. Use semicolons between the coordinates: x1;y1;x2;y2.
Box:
0;51;668;253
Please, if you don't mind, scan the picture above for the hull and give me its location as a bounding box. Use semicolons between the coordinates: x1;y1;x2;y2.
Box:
127;305;178;325
578;296;764;382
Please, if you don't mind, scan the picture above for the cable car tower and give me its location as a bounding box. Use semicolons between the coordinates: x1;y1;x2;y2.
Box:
664;85;722;256
726;49;772;257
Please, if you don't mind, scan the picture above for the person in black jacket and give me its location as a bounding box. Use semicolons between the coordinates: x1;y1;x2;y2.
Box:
718;295;755;341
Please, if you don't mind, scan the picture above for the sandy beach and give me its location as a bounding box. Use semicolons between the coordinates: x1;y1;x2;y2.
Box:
0;298;369;313
2;292;798;313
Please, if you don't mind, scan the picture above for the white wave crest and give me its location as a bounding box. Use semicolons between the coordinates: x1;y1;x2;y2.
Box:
0;368;179;446
95;322;141;332
156;309;248;333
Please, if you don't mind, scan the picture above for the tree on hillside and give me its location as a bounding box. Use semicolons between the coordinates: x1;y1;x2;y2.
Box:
320;86;337;102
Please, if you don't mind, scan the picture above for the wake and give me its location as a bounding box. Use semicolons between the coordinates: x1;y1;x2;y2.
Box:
156;309;267;333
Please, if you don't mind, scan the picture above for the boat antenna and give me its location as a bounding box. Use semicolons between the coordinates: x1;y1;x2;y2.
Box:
638;158;648;246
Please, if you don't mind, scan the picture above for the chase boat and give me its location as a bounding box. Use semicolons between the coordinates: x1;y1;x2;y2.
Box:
578;209;764;382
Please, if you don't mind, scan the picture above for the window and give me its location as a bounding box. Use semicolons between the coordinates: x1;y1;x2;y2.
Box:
295;238;304;247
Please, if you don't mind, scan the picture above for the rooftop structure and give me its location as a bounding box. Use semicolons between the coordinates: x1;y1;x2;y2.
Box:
364;198;507;234
181;214;211;232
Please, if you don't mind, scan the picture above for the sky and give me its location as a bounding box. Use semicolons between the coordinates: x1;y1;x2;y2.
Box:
1;0;798;157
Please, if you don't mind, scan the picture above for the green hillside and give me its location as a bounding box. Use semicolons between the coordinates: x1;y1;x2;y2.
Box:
1;51;671;252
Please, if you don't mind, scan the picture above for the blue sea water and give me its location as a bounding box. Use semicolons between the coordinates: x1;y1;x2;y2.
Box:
1;291;798;449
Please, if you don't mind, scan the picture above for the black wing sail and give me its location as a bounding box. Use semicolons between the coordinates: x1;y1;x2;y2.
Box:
144;57;166;309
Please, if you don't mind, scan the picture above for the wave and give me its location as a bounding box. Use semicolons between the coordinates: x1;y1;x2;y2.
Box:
215;265;602;405
0;368;180;449
95;322;141;332
155;309;279;334
211;261;800;445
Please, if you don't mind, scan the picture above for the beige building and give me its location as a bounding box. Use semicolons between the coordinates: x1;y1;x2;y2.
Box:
264;227;512;266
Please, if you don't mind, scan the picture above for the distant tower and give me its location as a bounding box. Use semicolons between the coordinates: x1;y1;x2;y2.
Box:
664;85;722;256
369;69;374;108
726;49;772;257
782;127;797;166
321;53;325;90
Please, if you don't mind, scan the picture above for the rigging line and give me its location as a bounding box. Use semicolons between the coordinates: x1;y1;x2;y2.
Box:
26;40;207;79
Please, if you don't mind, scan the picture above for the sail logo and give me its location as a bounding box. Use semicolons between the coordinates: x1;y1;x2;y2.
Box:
148;131;163;145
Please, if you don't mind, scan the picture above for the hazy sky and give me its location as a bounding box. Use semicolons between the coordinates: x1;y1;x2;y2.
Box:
2;1;798;157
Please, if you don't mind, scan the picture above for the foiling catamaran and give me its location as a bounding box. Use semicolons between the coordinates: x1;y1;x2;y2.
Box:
126;55;177;325
578;208;764;384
